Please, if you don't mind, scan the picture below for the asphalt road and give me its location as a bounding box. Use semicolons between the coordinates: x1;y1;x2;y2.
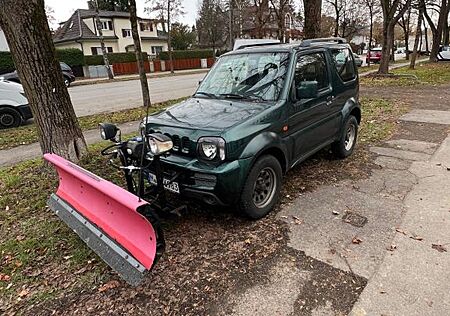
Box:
68;72;206;117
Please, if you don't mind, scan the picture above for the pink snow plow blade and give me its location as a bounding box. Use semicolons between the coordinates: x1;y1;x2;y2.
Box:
44;153;162;286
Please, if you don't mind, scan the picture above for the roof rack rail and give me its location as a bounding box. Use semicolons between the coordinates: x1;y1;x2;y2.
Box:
300;37;347;47
236;42;281;50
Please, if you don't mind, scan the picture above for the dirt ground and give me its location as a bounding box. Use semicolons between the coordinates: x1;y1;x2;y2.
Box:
4;82;450;316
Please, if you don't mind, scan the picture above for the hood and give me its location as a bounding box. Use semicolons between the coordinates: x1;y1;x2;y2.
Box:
0;80;24;93
148;97;268;130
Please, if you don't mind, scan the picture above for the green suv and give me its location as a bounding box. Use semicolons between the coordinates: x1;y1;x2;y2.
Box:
143;38;361;219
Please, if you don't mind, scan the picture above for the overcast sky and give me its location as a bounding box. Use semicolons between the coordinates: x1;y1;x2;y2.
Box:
45;0;199;29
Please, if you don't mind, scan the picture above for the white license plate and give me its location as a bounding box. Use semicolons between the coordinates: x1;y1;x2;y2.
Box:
147;172;180;194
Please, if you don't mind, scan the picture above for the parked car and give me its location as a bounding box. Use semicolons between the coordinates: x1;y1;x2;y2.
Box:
0;62;76;87
0;80;32;129
366;47;382;63
438;46;450;61
353;53;363;67
44;37;361;285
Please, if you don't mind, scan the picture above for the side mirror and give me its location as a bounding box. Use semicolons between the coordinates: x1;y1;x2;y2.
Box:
99;123;120;142
296;81;319;100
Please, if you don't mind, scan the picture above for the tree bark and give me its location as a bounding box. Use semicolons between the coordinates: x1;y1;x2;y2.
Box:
94;1;114;79
303;0;322;39
0;0;86;161
422;0;448;62
129;0;151;108
410;7;423;69
167;0;175;74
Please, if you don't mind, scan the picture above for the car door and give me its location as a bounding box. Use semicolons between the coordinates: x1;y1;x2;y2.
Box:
287;51;335;164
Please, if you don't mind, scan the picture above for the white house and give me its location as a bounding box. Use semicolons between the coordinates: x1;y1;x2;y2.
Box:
0;27;10;51
53;9;168;56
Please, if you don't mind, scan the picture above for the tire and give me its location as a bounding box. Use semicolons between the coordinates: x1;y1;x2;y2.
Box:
332;115;358;159
0;107;22;129
239;155;282;220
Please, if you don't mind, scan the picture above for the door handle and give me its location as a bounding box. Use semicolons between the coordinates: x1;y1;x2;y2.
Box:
326;96;335;106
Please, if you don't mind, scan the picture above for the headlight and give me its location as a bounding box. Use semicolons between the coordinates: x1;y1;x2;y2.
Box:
198;137;225;161
147;133;173;155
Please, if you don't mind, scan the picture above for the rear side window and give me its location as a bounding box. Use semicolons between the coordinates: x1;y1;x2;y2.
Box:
331;48;356;82
295;53;329;90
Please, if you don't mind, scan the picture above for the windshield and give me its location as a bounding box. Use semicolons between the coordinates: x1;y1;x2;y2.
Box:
196;52;290;102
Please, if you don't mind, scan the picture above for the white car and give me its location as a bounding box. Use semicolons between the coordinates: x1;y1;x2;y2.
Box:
0;80;32;129
438;46;450;61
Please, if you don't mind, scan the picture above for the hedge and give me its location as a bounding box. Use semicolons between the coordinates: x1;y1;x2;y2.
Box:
55;48;85;67
158;49;214;60
0;51;15;74
85;52;148;65
0;48;85;73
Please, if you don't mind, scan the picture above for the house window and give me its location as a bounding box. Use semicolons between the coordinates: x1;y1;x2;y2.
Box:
101;20;113;30
151;46;163;55
122;29;132;37
91;46;113;55
140;22;153;32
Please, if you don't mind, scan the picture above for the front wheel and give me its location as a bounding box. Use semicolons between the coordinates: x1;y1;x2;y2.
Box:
332;115;358;158
0;107;22;129
239;155;282;220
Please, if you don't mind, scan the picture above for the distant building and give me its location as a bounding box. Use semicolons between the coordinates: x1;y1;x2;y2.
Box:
53;9;168;56
0;27;10;51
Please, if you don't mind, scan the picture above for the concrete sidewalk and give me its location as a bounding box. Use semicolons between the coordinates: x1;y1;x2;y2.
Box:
71;68;208;87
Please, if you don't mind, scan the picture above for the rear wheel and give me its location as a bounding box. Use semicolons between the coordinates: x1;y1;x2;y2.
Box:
0;107;22;129
332;115;358;158
239;155;282;219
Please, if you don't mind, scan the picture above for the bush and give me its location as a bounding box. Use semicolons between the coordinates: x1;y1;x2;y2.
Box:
85;52;148;65
158;49;214;60
56;48;85;67
0;49;85;73
0;51;15;74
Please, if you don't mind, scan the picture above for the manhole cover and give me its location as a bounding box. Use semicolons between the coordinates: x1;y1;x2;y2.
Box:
342;212;368;227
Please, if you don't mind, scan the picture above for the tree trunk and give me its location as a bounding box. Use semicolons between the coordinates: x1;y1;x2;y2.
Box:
129;0;151;108
94;1;114;79
167;0;174;74
410;7;423;69
444;2;450;45
378;23;393;73
0;0;86;161
422;0;447;61
424;25;429;52
303;0;322;39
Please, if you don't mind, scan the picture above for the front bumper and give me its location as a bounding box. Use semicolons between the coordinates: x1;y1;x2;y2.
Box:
17;104;33;120
154;154;253;206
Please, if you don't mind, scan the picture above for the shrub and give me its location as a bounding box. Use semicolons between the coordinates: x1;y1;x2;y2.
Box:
158;49;214;60
85;52;148;65
56;48;85;66
0;51;15;74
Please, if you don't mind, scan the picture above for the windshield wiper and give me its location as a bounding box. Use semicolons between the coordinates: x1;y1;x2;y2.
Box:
195;91;218;99
219;93;265;102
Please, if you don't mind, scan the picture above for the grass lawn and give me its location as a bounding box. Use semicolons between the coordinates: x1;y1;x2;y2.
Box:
0;97;187;151
360;62;450;86
0;97;407;313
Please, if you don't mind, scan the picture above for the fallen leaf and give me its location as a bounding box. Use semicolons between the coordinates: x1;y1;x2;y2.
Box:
98;280;120;292
293;218;303;225
16;235;25;241
280;215;288;219
5;205;9;211
292;215;301;220
0;273;11;281
18;288;29;297
332;210;340;215
63;255;73;260
380;290;386;294
387;244;397;251
244;239;251;244
432;244;447;253
395;228;407;235
352;237;362;244
410;235;423;241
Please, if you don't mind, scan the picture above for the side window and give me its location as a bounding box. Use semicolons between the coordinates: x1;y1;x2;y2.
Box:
331;48;356;82
295;53;329;90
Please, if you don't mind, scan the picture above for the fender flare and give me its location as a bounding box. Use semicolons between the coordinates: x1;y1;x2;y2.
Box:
341;97;361;124
239;131;289;173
